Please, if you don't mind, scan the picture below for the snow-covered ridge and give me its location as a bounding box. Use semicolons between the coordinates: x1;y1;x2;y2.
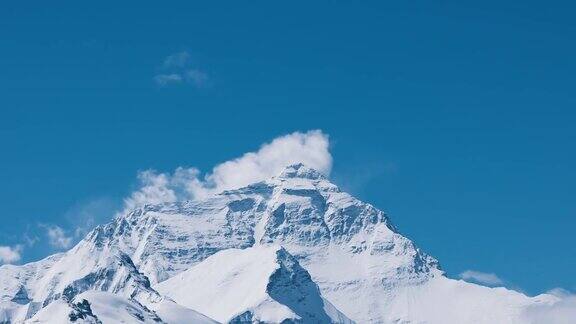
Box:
0;163;564;323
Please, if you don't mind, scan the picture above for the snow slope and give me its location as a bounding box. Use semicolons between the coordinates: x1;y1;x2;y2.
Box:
29;291;160;324
156;245;353;323
383;276;558;323
27;290;218;324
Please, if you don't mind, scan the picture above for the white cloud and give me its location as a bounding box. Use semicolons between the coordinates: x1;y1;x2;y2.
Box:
163;51;191;68
154;73;183;86
0;245;22;264
23;234;39;247
122;130;332;210
459;270;504;286
196;129;331;197
44;225;73;250
522;288;576;324
185;69;209;87
155;51;209;88
123;170;180;211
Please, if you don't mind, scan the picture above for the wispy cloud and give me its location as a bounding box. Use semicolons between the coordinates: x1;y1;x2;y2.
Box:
34;198;117;252
163;51;191;68
185;69;209;88
0;245;22;264
459;270;504;286
22;233;39;248
43;225;73;250
122;130;332;211
123;170;180;210
154;51;209;88
154;74;183;86
0;226;40;264
16;131;329;249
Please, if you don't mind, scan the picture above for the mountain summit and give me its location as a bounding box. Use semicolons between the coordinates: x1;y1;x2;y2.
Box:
0;164;561;323
277;163;327;180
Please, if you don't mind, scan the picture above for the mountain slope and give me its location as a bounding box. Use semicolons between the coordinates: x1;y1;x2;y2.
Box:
0;242;158;323
28;291;158;324
156;245;353;323
0;227;216;323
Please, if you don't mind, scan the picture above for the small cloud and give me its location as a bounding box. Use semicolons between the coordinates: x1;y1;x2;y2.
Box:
123;170;180;211
459;270;504;286
163;51;191;68
22;233;39;247
154;73;183;86
522;288;576;324
44;225;73;250
0;245;22;264
154;51;209;88
185;69;209;87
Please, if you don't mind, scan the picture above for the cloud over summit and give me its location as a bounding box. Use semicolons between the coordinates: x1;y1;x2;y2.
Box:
123;130;332;210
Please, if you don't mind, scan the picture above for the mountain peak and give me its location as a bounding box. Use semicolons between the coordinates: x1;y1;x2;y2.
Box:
277;163;326;180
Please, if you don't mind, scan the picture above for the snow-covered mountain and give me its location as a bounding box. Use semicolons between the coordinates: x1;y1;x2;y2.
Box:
0;163;563;323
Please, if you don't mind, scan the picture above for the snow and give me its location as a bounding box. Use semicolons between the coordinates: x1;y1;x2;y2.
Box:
27;298;93;324
26;291;218;324
0;163;572;323
69;291;162;323
144;298;219;324
380;276;557;324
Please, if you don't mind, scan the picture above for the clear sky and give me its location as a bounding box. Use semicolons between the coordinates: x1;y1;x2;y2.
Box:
1;1;574;295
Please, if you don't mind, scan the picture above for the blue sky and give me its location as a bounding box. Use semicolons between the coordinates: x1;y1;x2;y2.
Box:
1;1;575;295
